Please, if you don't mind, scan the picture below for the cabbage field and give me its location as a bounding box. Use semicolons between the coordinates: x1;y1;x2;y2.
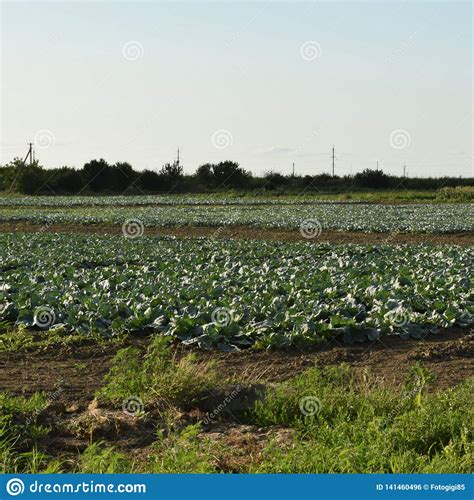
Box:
0;195;359;207
1;233;472;349
0;202;472;233
0;197;473;475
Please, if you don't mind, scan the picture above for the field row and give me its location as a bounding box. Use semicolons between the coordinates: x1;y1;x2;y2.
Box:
0;203;472;233
2;195;353;207
2;188;472;206
1;234;472;349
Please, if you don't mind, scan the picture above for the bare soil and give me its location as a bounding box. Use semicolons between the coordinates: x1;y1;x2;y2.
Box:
1;328;472;409
0;222;473;245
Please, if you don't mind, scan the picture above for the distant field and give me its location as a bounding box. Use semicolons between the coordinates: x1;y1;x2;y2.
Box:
0;202;472;233
0;187;473;206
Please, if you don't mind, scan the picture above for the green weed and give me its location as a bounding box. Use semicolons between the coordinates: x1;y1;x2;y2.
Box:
97;336;219;408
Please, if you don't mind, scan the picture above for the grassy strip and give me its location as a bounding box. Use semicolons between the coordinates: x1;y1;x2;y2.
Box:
1;343;472;473
248;364;473;473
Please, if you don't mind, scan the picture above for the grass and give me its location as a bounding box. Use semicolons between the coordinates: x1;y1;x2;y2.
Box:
149;423;218;473
79;441;135;473
0;323;126;353
96;335;220;409
0;392;62;473
247;365;473;473
1;356;472;473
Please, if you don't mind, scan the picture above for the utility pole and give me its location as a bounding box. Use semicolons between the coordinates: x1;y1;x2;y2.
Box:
24;142;34;165
176;148;180;167
403;165;407;178
8;142;33;193
331;146;335;177
292;162;295;177
376;160;379;171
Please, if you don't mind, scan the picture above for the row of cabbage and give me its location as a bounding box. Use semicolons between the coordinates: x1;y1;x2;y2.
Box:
0;195;348;207
0;233;472;349
0;203;472;233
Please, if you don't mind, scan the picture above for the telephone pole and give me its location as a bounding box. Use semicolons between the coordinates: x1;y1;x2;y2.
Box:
292;162;295;177
24;142;34;165
8;142;34;193
176;148;180;167
403;165;407;177
331;146;335;177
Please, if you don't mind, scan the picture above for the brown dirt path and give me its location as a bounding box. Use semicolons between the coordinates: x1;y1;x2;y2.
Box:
0;328;472;412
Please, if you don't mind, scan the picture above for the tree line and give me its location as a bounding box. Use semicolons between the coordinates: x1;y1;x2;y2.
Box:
0;157;472;195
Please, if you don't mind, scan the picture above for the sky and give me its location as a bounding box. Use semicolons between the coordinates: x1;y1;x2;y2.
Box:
1;0;472;178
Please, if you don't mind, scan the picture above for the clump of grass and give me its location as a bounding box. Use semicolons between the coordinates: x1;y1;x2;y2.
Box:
0;392;50;443
0;324;119;353
248;364;473;473
252;363;371;428
0;392;61;473
437;186;474;202
79;441;135;473
97;335;219;408
78;422;218;473
404;361;435;406
148;423;218;473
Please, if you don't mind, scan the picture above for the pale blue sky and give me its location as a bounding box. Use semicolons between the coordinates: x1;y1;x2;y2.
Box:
1;0;472;177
